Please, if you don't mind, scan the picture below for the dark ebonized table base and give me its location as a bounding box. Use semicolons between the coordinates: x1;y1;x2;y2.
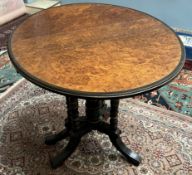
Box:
45;97;141;169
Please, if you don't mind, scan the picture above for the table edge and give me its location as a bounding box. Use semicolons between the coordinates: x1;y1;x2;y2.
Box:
7;3;186;99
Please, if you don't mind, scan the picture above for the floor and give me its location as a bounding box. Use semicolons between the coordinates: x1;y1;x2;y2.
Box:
60;0;192;31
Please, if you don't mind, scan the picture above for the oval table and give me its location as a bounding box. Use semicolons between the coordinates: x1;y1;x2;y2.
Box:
8;3;185;169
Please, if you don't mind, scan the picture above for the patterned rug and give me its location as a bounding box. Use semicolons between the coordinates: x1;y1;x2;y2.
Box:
0;79;192;175
0;14;28;93
133;67;192;116
0;52;21;93
0;14;29;52
159;68;192;115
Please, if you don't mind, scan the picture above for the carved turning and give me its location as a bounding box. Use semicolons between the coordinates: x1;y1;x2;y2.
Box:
66;96;79;130
110;99;119;132
86;99;103;123
45;97;141;169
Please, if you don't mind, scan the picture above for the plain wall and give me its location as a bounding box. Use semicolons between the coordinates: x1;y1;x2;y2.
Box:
61;0;192;31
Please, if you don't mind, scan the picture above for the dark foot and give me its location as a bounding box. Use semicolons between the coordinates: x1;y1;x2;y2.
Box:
50;137;80;169
45;129;69;145
110;135;141;166
96;122;141;166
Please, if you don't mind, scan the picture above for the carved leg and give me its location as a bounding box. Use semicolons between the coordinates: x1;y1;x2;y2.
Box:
109;99;141;166
45;97;79;145
109;132;141;166
86;99;104;123
66;96;79;130
110;99;119;132
50;137;81;169
95;121;141;166
45;96;81;168
46;97;141;169
45;129;69;145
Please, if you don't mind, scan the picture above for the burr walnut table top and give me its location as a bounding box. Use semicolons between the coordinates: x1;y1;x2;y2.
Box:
8;3;185;98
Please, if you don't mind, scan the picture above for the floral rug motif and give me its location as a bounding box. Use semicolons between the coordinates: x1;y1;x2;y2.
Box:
0;52;21;93
134;68;192;116
0;80;192;175
159;69;192;116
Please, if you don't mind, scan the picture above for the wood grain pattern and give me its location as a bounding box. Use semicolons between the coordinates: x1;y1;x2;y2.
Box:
11;3;182;93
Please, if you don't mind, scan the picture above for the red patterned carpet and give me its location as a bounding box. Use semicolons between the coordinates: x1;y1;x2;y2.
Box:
0;80;192;174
